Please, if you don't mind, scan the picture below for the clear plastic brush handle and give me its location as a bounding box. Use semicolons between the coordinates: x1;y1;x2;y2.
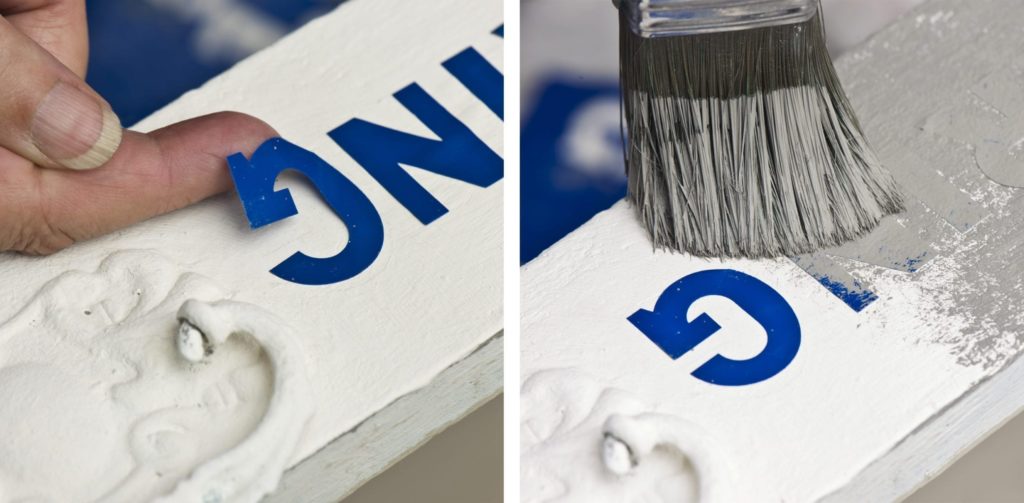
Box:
616;0;818;37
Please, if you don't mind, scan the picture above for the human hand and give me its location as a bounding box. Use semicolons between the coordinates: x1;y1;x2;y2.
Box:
0;0;276;254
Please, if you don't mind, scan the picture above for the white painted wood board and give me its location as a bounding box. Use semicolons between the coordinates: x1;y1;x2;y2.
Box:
521;0;1024;501
267;333;502;502
0;0;502;500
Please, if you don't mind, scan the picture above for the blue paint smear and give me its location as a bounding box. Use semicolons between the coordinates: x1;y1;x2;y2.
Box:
902;252;929;273
816;276;879;312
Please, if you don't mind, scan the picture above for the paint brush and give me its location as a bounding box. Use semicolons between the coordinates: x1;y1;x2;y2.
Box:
615;0;905;259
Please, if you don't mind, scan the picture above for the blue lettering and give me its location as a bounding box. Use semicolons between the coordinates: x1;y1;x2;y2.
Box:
228;138;385;286
628;269;801;386
443;48;503;118
328;83;503;225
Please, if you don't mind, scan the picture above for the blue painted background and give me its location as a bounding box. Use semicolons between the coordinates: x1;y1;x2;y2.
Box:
86;0;345;127
520;79;626;263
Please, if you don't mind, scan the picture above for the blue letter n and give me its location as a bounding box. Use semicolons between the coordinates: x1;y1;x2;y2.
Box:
328;83;503;225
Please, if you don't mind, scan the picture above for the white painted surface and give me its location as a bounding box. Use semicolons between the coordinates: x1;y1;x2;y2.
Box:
522;369;719;502
167;299;312;503
267;333;502;502
0;0;502;500
521;0;1024;500
522;203;985;502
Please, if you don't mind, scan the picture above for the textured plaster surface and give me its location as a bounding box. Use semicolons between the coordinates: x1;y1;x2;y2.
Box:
0;252;273;501
522;369;719;502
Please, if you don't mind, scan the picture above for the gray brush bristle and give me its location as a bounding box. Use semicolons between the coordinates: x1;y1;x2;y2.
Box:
619;9;905;259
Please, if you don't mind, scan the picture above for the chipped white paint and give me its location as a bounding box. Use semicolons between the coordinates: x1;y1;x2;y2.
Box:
0;0;501;500
522;0;1024;500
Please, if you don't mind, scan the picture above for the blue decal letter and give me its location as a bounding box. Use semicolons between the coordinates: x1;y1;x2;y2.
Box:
228;138;385;286
328;83;503;225
443;47;503;118
628;269;801;386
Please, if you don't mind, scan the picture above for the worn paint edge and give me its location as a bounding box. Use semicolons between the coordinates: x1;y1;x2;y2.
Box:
263;331;503;502
814;0;1024;498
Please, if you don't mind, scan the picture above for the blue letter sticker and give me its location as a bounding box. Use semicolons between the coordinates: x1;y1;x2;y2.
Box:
628;269;801;386
228;138;385;286
443;47;503;119
328;83;504;225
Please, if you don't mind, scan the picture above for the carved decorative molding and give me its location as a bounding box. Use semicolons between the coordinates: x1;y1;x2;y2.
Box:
0;251;311;503
521;369;731;503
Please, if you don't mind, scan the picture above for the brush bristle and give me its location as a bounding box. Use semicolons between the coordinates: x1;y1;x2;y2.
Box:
619;9;904;259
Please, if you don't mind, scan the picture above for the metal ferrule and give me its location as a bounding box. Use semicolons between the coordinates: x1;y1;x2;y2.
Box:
616;0;818;38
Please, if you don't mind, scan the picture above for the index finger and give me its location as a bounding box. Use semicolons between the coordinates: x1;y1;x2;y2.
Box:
0;0;88;77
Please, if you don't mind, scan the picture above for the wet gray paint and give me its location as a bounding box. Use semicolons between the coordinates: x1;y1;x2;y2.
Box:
790;0;1024;370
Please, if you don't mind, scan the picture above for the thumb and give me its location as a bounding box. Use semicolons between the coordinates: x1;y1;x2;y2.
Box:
0;16;121;171
36;111;278;251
